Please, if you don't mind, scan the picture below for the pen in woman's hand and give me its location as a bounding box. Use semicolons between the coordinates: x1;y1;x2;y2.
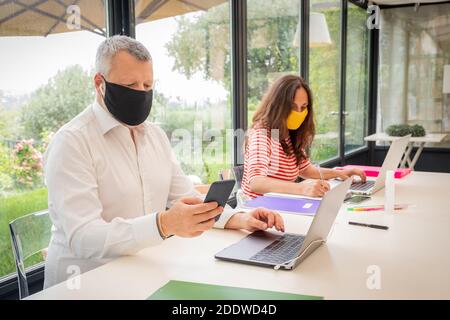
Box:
316;163;324;187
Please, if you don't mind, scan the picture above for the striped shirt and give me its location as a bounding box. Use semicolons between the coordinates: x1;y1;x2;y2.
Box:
242;127;311;199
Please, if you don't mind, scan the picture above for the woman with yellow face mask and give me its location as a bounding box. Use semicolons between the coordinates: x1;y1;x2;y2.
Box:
241;75;366;199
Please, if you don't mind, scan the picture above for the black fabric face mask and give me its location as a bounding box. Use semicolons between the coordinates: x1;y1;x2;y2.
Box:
101;76;153;126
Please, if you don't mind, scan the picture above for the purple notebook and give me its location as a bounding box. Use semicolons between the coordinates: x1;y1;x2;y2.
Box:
243;195;321;216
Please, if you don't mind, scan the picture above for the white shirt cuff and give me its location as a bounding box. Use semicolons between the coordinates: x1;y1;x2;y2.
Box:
214;204;238;229
131;212;165;247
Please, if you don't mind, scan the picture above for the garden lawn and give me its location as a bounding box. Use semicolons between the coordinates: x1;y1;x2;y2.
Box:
0;188;48;278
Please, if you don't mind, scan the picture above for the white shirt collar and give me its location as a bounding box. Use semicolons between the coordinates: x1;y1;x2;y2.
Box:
92;100;122;135
92;100;149;136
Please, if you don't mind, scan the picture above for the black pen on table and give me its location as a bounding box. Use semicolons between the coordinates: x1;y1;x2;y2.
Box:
348;221;389;230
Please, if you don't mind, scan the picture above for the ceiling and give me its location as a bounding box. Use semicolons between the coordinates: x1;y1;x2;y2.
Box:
0;0;227;37
378;0;450;51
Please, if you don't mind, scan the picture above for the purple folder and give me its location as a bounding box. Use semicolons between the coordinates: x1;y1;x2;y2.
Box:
243;195;321;216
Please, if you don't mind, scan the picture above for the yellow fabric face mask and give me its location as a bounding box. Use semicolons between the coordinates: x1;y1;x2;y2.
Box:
286;108;308;130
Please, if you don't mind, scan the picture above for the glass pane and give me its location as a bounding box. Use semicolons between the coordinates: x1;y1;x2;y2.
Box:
0;1;106;278
135;0;232;184
246;0;300;125
345;3;369;153
378;3;450;148
309;0;341;162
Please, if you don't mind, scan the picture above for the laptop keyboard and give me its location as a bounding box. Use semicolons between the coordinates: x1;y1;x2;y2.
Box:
249;234;305;265
351;180;375;191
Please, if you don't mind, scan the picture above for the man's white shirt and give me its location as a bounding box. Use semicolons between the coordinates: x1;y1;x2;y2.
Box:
43;101;235;288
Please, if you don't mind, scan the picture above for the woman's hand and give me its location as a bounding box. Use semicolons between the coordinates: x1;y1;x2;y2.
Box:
297;179;330;197
335;168;366;183
225;207;285;232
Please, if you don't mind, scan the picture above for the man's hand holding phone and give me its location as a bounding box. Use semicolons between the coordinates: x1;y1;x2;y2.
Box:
159;179;287;238
160;197;223;238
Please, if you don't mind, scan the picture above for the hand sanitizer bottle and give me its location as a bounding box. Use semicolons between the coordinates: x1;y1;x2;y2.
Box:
385;170;395;214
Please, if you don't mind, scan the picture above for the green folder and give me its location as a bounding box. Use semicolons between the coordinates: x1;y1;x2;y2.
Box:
148;280;322;300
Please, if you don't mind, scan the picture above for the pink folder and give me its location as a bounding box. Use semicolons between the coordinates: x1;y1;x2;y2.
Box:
335;165;411;179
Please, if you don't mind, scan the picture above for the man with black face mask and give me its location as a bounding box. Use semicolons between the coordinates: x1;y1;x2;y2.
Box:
43;35;285;288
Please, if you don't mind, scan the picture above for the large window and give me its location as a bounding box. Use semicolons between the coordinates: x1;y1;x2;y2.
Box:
246;0;300;124
135;0;232;184
0;1;106;279
245;0;369;163
378;3;450;147
309;0;341;162
345;2;369;153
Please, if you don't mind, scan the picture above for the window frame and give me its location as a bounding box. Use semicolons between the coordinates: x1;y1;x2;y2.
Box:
231;0;248;166
339;0;348;163
0;263;45;299
307;0;372;164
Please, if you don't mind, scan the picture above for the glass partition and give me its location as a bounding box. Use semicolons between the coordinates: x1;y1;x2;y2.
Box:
378;3;450;147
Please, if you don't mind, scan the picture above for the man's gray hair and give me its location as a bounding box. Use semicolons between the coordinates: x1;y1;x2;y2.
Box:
95;35;152;75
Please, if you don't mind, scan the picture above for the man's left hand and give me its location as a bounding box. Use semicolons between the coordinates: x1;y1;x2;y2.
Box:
225;207;285;232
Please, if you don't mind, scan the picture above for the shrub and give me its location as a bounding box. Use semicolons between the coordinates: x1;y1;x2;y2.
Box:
12;139;44;189
37;129;55;154
410;124;426;137
0;143;13;194
386;124;426;137
386;124;411;137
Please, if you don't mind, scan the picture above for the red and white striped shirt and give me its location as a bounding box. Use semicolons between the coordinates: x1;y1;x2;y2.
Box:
242;127;310;199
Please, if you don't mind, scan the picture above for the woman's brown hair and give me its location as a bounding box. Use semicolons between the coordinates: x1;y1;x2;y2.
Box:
250;74;315;165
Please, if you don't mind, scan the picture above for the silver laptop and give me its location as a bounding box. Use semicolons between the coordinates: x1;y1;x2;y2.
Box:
349;135;411;195
214;179;352;270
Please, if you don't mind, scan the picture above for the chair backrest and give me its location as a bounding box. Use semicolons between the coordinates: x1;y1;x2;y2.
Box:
218;168;233;181
218;167;242;209
9;210;52;299
232;165;244;188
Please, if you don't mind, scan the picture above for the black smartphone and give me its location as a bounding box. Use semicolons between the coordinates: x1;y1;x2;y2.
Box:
204;179;236;221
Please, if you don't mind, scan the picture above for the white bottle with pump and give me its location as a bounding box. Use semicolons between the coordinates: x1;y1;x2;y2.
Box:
384;170;395;215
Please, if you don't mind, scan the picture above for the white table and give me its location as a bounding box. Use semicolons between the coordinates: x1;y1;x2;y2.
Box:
27;172;450;300
364;133;448;170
